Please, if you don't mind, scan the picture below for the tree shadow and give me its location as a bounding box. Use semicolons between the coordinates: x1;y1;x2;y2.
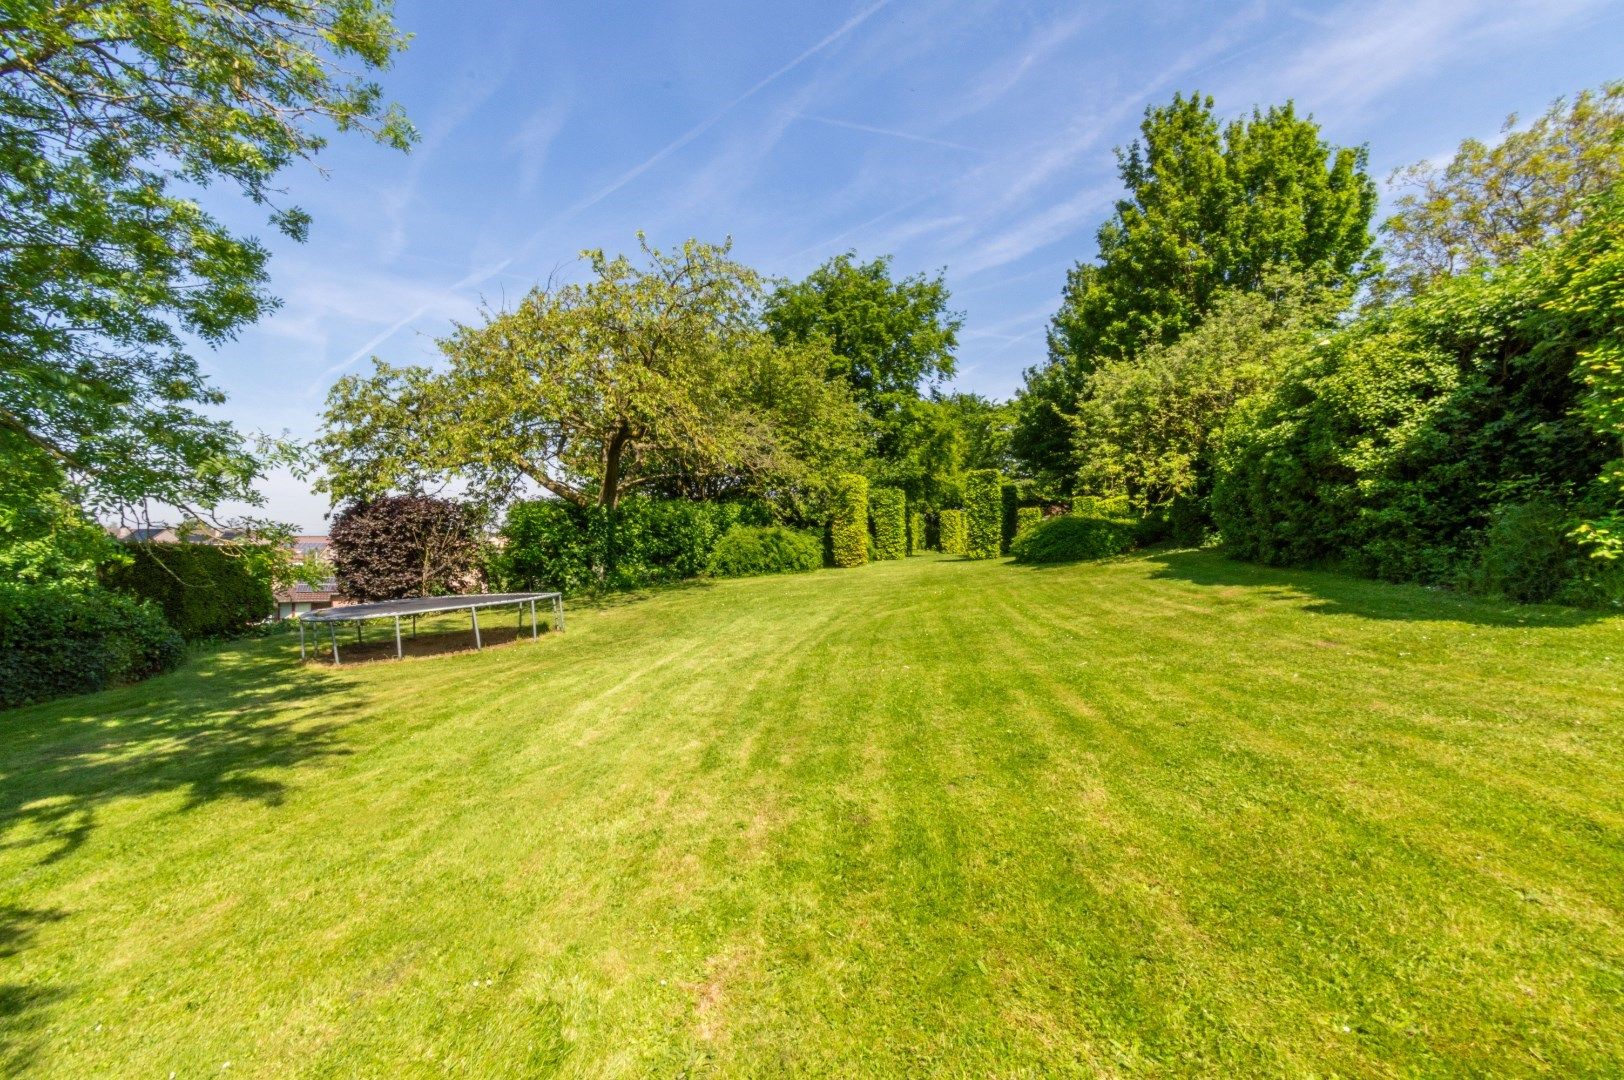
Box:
1142;549;1614;628
0;643;350;867
0;905;68;1074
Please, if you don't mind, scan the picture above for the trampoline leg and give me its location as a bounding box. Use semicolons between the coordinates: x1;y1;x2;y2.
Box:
554;595;565;631
471;607;482;650
530;599;538;639
298;620;306;661
329;623;340;666
412;614;418;638
394;615;403;659
355;620;362;644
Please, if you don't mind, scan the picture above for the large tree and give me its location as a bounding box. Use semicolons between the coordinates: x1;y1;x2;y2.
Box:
763;252;961;442
0;1;413;524
318;239;865;514
1381;81;1624;296
1013;92;1376;483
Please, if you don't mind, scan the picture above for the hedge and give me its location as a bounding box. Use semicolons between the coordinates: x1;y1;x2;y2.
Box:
1;582;183;709
707;525;822;578
1015;506;1043;540
870;487;906;561
101;542;274;639
964;470;1004;560
939;509;967;555
491;496;771;594
1011;513;1139;564
830;474;869;568
1001;479;1038;553
908;511;926;555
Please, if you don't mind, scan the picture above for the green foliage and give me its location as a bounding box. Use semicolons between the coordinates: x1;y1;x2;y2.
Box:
330;496;482;603
491;496;771;594
1214;198;1619;594
1015;92;1375;482
908;511;926;555
1476;499;1582;604
0;462;119;587
707;525;822;578
101;543;274;639
1071;271;1346;521
1010;513;1138;564
0;582;182;708
763;252;961;423
866;393;1015;513
938;509;967;556
829;474;870;568
0;1;411;518
964;470;1003;560
1383;81;1623;296
1000;479;1038;554
870;487;906;561
320;239;864;516
1015;507;1043;540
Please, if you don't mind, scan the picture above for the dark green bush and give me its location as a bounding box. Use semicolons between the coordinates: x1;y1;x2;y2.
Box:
939;509;967;555
870;487;906;560
908;511;926;555
0;582;183;709
491;496;772;593
830;474;869;568
101;543;274;638
1011;513;1139;564
1476;499;1580;603
707;525;822;578
965;469;1003;559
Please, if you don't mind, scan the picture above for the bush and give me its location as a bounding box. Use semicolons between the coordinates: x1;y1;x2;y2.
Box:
1001;479;1037;553
939;509;967;555
491;496;772;593
101;542;274;639
908;511;926;555
1476;499;1580;603
707;525;822;578
964;470;1003;559
1011;513;1139;564
331;496;482;602
830;474;869;568
1015;506;1043;540
0;582;183;709
870;487;906;560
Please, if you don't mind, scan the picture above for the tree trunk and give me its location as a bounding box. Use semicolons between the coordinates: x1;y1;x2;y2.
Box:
600;424;631;509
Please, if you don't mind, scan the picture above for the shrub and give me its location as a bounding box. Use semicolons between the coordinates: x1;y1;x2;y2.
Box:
939;509;967;555
101;542;274;638
1476;499;1580;603
1001;479;1037;553
1015;506;1042;540
0;582;183;709
331;496;482;601
1011;513;1138;564
707;525;822;578
908;511;926;555
830;474;869;568
964;469;1003;559
870;487;906;560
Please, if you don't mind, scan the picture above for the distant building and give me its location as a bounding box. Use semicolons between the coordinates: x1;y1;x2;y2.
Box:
274;535;347;620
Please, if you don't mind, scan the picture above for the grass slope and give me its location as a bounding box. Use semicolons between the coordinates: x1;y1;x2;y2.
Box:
2;552;1622;1076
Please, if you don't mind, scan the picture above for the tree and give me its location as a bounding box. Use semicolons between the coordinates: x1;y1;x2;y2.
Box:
318;239;865;515
1014;92;1375;481
329;496;481;602
764;252;962;441
870;392;1015;511
0;1;413;522
1382;81;1624;296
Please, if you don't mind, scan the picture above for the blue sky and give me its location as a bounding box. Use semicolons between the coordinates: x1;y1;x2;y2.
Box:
204;0;1624;530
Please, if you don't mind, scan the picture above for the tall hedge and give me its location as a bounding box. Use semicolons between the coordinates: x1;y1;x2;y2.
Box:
870;486;906;560
908;511;926;555
101;542;274;639
939;509;967;555
1001;479;1037;553
965;469;1004;559
1015;506;1043;540
1;582;182;708
829;474;869;568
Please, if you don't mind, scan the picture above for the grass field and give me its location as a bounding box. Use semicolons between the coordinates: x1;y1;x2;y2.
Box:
3;551;1622;1076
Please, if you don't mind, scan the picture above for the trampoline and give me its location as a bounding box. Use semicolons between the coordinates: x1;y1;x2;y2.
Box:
296;592;563;664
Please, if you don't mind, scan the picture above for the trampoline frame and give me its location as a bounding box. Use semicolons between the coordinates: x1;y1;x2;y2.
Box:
294;592;564;664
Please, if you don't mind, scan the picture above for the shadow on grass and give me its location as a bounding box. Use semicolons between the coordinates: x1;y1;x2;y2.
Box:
1140;548;1612;628
0;905;68;1075
0;644;350;867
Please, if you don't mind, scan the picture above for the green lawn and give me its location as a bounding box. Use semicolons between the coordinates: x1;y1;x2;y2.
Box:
3;552;1622;1076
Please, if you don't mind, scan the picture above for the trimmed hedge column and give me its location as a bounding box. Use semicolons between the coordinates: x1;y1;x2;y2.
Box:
1015;506;1043;540
830;473;870;568
870;487;906;560
938;509;967;555
965;469;1004;559
908;510;926;555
